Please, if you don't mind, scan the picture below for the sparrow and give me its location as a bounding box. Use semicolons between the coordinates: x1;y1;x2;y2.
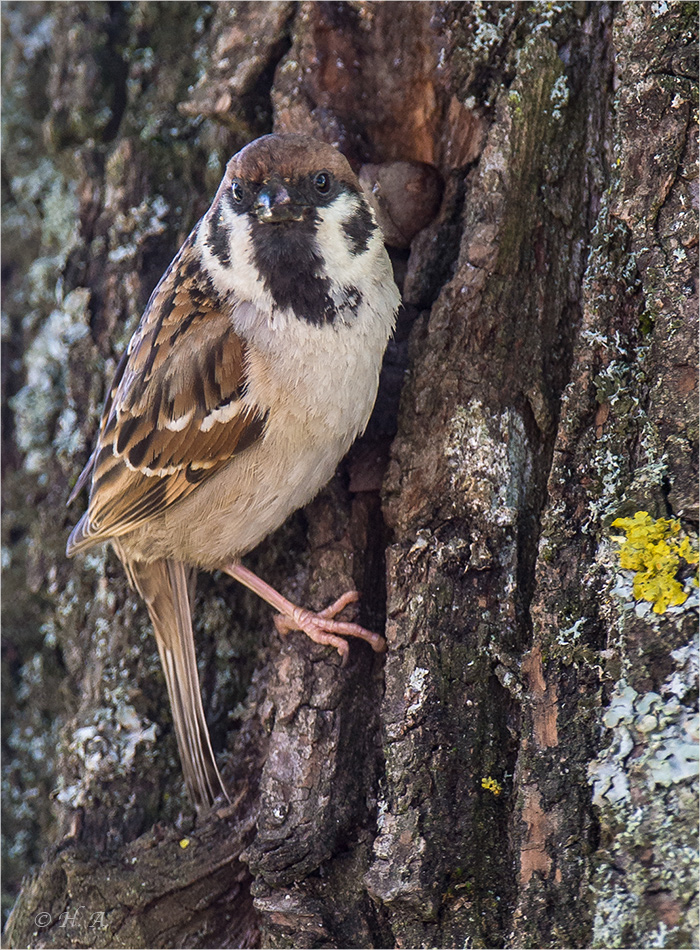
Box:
66;133;401;810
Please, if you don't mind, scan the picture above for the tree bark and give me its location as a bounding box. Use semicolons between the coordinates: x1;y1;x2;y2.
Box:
2;2;697;948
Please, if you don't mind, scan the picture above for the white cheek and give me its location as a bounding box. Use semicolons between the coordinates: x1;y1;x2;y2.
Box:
315;193;384;285
198;205;273;310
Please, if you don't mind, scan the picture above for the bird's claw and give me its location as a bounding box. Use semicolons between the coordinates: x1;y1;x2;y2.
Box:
273;589;386;663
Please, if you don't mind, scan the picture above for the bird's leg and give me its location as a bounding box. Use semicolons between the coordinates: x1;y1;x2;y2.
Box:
222;562;386;664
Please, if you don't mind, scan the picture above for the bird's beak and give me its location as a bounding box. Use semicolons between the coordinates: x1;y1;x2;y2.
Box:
254;183;307;223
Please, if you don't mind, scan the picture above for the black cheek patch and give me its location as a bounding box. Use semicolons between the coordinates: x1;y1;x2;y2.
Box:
342;201;376;255
207;205;231;269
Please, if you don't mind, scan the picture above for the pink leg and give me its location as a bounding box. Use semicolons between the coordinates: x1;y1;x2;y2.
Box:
222;563;386;664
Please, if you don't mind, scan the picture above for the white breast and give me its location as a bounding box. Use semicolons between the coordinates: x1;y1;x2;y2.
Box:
153;195;401;567
156;291;395;567
198;199;399;439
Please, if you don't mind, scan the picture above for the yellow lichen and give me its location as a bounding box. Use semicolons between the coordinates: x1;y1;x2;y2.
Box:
611;511;699;614
481;776;503;796
179;837;190;849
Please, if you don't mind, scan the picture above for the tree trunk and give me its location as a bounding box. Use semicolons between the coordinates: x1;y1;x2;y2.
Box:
2;2;697;948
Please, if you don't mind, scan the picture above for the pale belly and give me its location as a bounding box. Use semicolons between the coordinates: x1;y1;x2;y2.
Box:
116;395;369;570
114;296;393;570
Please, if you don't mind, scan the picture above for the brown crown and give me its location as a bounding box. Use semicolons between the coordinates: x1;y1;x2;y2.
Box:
224;134;359;188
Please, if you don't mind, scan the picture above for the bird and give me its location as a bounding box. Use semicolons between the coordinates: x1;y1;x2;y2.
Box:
66;133;401;810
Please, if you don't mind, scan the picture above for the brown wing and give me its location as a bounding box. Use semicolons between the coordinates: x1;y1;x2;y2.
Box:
67;237;267;555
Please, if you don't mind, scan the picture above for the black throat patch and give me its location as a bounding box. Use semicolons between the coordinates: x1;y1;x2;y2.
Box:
249;214;338;326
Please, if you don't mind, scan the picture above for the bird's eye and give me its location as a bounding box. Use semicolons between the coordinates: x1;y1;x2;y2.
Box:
231;180;244;203
314;171;331;195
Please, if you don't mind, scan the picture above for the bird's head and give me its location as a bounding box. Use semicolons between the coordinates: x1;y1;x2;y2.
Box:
224;133;365;226
202;135;386;325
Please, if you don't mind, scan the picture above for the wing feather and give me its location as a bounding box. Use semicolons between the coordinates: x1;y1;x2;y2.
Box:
67;233;268;555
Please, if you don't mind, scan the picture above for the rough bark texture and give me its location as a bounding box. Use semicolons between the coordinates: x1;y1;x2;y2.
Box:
2;3;697;948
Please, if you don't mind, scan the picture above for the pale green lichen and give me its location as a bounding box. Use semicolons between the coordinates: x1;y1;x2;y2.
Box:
107;193;169;264
5;161;80;310
445;401;531;527
589;636;699;947
549;74;570;120
568;188;671;536
55;703;158;808
590;679;698;805
583;355;665;535
468;0;508;54
406;666;430;719
10;288;90;475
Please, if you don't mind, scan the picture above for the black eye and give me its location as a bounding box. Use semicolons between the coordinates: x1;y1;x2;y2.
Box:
314;171;331;195
231;180;244;203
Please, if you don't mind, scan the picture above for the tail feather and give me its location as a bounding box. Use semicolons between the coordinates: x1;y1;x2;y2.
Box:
117;550;227;810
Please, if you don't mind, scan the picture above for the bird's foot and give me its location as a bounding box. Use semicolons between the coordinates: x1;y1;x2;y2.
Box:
223;563;386;664
273;589;385;664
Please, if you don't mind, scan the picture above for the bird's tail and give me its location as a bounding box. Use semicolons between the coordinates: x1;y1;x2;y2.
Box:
117;551;228;810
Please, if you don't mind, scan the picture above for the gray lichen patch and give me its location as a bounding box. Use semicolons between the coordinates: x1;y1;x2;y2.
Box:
48;545;191;829
106;194;170;265
589;634;699;948
55;703;158;809
10;288;90;474
444;400;531;527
